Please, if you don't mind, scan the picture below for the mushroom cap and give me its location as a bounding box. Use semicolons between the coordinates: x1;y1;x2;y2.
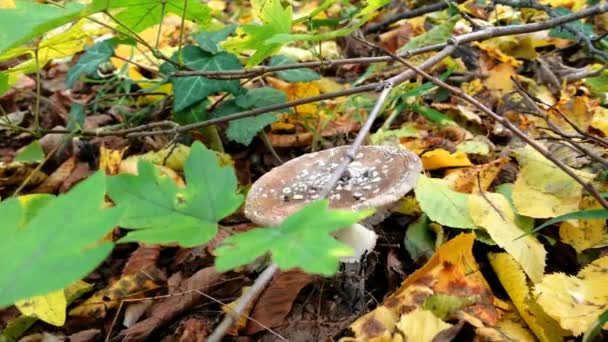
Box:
245;145;422;226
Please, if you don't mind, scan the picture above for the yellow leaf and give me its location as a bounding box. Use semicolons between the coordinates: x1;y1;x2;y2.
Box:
591;106;608;136
0;0;15;9
474;41;522;67
559;196;608;252
394;308;452;342
489;253;565;342
444;158;508;193
534;256;608;336
420;149;472;170
483;63;517;95
346;233;499;340
470;192;546;283
1;20;104;76
512;144;593;218
267;77;320;116
70;269;163;318
15;289;67;326
475;310;538;342
99;146;127;176
136;82;173;105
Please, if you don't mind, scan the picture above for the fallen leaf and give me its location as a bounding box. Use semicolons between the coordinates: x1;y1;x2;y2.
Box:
512;144;594;218
346;233;498;340
15;289;66;326
69;268;165;318
488;252;565;342
559;196;608;252
419;148;473;170
534;256;608;336
415;175;476;229
244;270;317;334
470;192;546;283
394;308;452;341
119;267;223;341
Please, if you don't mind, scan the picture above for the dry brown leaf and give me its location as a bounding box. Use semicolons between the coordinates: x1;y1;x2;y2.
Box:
244;270;317;335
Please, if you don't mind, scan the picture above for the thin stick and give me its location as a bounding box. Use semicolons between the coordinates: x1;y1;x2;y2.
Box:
207;263;279;342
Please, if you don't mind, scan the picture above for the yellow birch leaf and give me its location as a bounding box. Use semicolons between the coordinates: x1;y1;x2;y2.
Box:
512;144;593;218
489;252;565;342
15;289;66;326
534;256;608;336
394;308;452;342
559;196;608;252
444;158;509;193
420;149;472;170
473;41;522;67
483;63;517;95
470;192;546;283
591;106;608;136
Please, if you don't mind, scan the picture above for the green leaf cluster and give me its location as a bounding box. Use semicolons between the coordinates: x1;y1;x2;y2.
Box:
213;87;288;145
215;200;373;275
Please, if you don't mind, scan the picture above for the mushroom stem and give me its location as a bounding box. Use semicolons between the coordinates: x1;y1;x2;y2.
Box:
334;223;378;263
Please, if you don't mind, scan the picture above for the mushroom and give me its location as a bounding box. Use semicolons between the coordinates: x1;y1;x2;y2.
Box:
245;145;422;263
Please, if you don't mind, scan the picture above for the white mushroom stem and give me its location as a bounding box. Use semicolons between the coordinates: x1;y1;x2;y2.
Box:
334;223;378;263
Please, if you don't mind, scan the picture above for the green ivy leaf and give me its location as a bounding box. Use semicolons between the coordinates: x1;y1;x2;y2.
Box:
213;87;288;145
215;200;373;275
414;175;476;229
195;24;237;55
67;103;86;133
0;1;86;53
65;40;113;87
270;55;320;82
0;172;120;307
107;141;243;246
92;0;211;33
14;141;44;162
548;7;596;40
165;46;242;111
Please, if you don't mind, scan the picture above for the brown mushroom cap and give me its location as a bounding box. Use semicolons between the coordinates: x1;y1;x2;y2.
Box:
245;145;422;226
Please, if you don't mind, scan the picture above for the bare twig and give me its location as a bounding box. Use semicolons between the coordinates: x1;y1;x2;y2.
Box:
363;2;450;34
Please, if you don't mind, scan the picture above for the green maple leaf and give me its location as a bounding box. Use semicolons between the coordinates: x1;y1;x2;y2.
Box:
107;141;243;247
214;200;373;276
0;172;120;307
92;0;211;33
222;0;292;66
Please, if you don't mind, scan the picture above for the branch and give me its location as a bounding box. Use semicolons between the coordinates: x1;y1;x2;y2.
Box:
169;3;608;80
363;2;450;34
